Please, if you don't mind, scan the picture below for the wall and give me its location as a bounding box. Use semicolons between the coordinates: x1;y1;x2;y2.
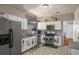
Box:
74;7;79;20
37;13;74;22
63;21;73;38
56;13;74;21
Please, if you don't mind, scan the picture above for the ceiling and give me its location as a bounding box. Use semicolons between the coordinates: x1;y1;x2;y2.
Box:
3;4;79;17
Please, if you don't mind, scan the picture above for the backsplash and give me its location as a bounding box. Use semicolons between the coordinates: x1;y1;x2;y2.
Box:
22;30;37;38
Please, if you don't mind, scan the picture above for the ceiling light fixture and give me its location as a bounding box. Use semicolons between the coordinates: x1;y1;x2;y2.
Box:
42;4;49;8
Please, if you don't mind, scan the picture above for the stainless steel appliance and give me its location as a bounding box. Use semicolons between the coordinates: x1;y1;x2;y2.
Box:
0;19;21;55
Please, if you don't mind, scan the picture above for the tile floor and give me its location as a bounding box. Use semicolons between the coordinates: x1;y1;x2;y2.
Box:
23;44;71;55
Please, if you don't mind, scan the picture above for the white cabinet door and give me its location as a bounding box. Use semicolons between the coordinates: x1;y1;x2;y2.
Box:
19;18;24;29
23;18;28;30
21;39;27;52
8;15;14;21
8;15;18;21
38;22;55;30
29;37;33;47
46;22;55;25
55;21;61;30
54;36;62;46
41;22;46;30
38;22;42;30
46;22;50;25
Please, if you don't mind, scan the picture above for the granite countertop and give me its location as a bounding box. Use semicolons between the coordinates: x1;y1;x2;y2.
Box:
22;35;37;39
69;42;79;50
55;34;62;36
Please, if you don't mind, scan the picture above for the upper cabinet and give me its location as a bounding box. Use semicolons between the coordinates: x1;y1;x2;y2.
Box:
8;14;18;21
38;22;46;30
23;18;28;30
38;22;55;30
41;22;46;30
18;17;28;30
47;22;55;25
37;21;61;30
18;17;24;30
7;14;28;30
55;21;61;30
38;22;42;30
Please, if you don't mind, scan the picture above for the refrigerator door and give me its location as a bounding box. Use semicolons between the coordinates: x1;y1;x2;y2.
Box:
10;21;21;55
0;20;11;55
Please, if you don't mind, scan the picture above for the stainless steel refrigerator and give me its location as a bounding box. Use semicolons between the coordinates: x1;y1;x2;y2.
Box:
0;19;21;55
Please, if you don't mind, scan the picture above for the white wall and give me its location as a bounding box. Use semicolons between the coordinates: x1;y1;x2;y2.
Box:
74;7;79;20
56;13;74;21
38;13;74;22
73;7;79;42
63;21;73;38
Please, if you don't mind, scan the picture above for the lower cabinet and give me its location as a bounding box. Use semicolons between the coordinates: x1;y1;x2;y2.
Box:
21;36;37;53
54;36;62;47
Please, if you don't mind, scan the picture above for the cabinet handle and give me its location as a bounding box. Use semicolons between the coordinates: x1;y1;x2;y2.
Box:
32;40;34;44
23;40;24;43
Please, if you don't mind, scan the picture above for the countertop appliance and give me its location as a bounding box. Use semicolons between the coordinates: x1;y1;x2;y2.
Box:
0;19;21;55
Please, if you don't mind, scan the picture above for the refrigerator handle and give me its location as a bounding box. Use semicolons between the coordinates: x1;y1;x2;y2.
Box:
9;29;13;48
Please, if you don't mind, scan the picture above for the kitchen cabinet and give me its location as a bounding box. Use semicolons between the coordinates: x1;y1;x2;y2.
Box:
8;14;28;30
54;36;62;46
46;22;55;25
41;22;46;30
38;22;42;30
38;22;55;30
21;38;27;52
23;18;28;30
8;15;18;21
38;22;46;30
16;17;28;30
55;21;61;30
17;17;24;29
21;36;37;53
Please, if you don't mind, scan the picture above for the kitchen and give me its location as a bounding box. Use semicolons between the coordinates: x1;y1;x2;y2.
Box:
0;4;79;55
